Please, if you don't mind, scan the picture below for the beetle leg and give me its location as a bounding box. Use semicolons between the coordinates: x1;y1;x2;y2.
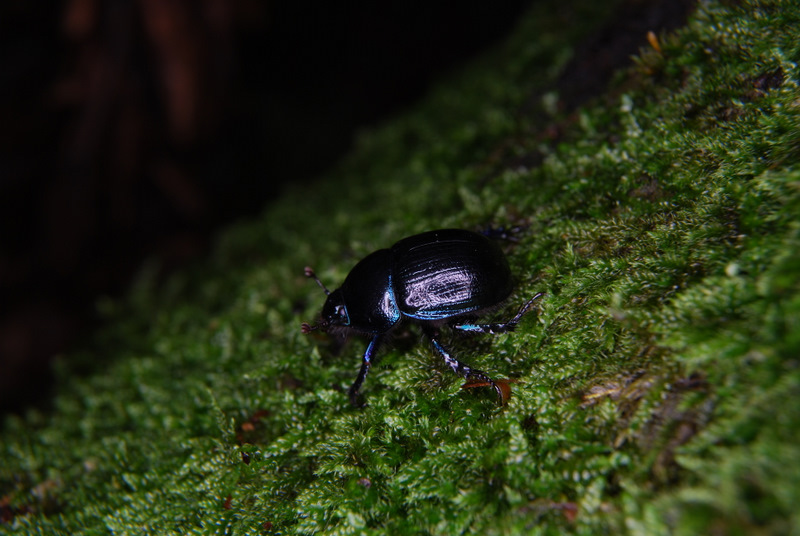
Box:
422;325;501;399
453;292;545;334
349;335;382;406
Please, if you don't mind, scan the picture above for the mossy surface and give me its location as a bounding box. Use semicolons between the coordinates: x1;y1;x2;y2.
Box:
3;0;800;534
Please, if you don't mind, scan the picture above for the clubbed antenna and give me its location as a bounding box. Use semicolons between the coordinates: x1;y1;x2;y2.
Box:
304;266;331;295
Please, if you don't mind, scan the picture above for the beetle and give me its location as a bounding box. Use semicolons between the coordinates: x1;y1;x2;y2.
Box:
302;228;544;405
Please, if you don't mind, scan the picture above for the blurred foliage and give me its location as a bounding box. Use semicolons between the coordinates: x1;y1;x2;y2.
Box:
2;0;800;534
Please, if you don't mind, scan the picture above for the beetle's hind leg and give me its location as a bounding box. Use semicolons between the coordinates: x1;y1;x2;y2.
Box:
421;325;501;399
453;292;545;334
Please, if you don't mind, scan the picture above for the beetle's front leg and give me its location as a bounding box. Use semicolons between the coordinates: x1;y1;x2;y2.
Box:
349;335;383;406
453;292;545;334
421;325;501;399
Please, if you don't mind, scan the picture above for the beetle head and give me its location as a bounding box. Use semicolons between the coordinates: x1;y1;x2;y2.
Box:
320;289;350;328
301;288;350;334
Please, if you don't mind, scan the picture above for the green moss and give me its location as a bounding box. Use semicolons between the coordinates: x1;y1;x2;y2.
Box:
3;0;800;534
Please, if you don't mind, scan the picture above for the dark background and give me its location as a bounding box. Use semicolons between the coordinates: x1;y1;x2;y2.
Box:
0;0;534;413
0;0;693;414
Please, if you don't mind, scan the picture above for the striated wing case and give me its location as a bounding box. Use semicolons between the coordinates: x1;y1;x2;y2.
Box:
391;229;513;320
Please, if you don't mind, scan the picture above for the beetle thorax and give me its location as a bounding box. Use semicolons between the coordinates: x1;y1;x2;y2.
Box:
328;249;402;334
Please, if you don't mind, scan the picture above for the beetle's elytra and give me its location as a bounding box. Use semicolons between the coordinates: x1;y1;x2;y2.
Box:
302;229;544;405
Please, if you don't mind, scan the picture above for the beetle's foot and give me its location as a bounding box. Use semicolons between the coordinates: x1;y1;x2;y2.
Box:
348;385;367;408
464;372;500;402
462;373;514;405
492;379;514;405
480;225;524;242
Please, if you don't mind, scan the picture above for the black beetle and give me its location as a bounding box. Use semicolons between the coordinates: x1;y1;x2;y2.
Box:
302;229;544;405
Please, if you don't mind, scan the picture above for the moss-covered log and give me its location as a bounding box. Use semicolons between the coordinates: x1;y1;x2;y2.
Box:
3;0;799;534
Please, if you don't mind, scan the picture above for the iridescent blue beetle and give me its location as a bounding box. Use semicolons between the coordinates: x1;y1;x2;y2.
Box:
302;229;544;405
